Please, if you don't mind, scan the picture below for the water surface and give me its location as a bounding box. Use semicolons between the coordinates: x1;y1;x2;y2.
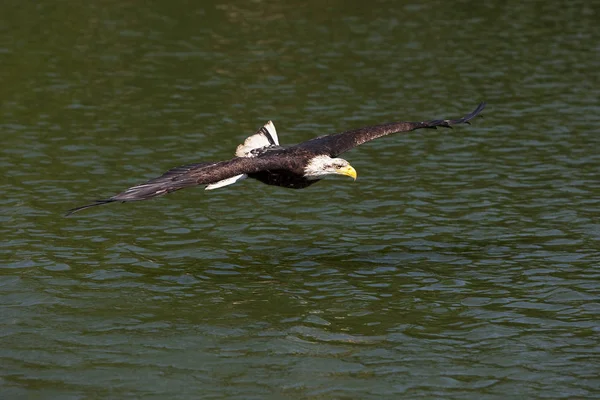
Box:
1;0;599;398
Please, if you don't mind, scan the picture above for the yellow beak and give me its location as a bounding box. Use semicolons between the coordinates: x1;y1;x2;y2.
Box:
336;165;357;180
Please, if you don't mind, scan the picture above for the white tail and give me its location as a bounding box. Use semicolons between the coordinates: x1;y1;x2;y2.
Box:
235;121;279;157
206;121;278;190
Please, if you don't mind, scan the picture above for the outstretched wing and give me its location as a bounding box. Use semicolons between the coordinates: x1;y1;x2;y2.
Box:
65;156;281;215
295;102;486;157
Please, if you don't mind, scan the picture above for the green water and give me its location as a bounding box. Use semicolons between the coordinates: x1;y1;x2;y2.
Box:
2;1;599;398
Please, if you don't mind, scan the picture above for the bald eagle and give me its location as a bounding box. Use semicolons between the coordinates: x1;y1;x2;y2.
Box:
66;102;485;215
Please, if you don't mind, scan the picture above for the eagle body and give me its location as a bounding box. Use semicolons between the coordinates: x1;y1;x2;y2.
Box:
66;103;486;215
246;147;321;189
249;170;317;189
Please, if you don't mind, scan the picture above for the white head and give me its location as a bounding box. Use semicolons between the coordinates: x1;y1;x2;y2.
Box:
303;155;357;180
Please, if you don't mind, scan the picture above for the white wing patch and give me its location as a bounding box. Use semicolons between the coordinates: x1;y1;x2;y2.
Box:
235;121;279;157
205;174;247;190
206;121;278;191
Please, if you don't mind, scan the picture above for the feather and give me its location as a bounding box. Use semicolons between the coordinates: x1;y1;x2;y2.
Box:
66;103;486;215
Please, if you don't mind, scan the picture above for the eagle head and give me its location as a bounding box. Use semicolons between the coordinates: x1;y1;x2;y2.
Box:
303;155;357;180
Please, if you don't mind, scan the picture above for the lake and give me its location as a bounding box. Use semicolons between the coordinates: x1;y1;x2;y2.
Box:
1;0;599;398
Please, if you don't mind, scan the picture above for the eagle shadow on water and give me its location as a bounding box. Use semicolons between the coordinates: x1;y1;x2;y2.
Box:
66;102;486;216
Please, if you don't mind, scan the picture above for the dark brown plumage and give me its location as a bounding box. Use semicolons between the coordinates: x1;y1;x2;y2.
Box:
66;102;485;215
296;101;486;157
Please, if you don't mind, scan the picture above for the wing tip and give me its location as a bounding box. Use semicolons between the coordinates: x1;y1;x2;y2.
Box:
466;101;486;120
453;101;486;125
422;101;487;130
64;199;115;216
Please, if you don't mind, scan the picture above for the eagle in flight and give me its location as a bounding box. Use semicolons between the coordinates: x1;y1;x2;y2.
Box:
66;102;486;215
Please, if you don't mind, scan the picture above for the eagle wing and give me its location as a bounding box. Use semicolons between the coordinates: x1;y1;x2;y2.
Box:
66;156;283;215
295;102;486;157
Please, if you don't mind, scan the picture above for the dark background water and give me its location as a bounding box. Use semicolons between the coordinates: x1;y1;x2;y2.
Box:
2;0;599;398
